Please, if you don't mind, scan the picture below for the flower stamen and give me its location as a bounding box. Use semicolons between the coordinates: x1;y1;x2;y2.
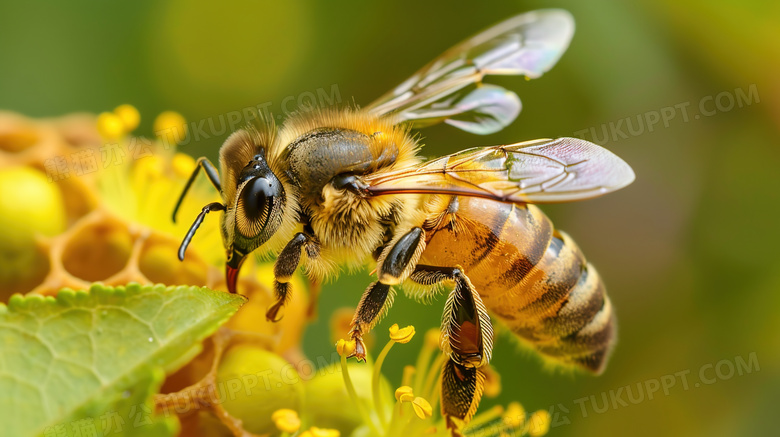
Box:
389;323;415;343
271;408;301;433
526;409;551;437
339;339;381;436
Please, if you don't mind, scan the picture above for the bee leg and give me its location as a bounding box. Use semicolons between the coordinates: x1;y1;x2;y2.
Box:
409;265;493;431
172;157;221;223
266;232;319;322
376;227;426;285
440;359;485;433
349;281;393;361
349;227;426;360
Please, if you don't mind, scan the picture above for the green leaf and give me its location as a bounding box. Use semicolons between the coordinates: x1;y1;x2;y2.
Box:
0;283;247;437
48;368;176;437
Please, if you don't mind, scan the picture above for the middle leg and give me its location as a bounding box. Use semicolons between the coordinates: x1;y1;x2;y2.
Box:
348;227;426;360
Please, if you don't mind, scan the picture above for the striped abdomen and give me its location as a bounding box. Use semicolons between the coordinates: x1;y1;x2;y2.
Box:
418;196;615;373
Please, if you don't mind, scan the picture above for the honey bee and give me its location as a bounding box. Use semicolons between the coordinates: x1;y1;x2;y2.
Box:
173;9;634;431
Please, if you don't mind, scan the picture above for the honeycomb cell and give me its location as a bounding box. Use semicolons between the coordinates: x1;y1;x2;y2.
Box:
0;243;50;300
54;176;98;223
61;217;134;282
0;113;39;154
51;114;101;148
139;235;208;287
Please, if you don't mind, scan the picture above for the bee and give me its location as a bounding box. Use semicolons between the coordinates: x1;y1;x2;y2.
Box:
173;9;634;432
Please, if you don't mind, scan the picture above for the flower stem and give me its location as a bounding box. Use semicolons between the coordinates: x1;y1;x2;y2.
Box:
412;339;434;394
372;340;395;428
422;353;446;401
341;354;382;436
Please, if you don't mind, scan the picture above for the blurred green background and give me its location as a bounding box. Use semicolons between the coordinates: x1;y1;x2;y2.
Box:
1;0;778;436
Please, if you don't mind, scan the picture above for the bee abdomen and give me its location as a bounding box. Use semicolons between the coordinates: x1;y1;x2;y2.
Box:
505;231;615;374
537;262;615;373
419;198;615;373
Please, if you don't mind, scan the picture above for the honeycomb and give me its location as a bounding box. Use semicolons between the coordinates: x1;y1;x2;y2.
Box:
0;109;311;436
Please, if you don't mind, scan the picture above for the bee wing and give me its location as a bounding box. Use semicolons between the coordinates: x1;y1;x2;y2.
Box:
364;138;635;204
365;9;574;135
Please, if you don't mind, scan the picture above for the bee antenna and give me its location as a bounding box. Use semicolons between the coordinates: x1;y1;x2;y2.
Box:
173;158;222;224
178;202;226;261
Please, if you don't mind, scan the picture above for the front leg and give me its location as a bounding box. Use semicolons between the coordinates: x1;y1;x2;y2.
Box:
267;232;319;322
348;227;426;360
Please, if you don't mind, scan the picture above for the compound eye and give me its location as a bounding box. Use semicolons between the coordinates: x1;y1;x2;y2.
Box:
236;177;276;238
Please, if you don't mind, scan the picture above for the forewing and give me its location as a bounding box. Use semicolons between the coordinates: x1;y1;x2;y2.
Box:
365;137;635;204
366;9;574;134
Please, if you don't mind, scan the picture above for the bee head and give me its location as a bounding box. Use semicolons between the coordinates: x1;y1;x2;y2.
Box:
226;151;286;292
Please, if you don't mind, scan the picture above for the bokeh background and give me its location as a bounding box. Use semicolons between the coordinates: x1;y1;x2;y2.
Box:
1;1;778;436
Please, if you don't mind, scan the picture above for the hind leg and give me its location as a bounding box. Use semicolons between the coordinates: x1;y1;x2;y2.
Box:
409;265;494;432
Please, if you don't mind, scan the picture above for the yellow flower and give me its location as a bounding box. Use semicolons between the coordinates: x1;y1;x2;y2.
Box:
389;323;416;343
2;109;547;437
